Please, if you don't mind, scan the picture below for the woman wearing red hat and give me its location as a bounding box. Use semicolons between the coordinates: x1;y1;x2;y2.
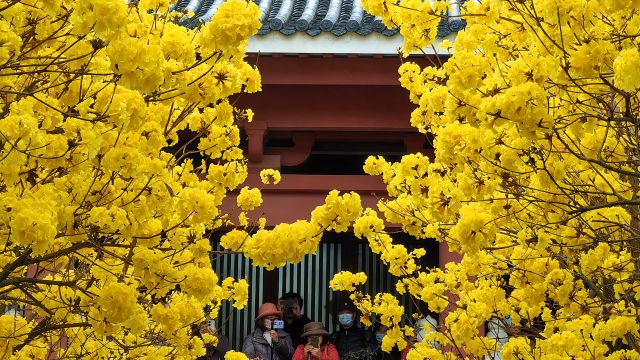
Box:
292;322;339;360
242;302;294;360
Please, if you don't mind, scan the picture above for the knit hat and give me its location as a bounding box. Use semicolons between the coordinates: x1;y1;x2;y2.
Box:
301;322;329;338
255;303;282;321
336;300;357;313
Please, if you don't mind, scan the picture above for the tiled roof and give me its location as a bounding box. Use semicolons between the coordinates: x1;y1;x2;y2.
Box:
172;0;466;37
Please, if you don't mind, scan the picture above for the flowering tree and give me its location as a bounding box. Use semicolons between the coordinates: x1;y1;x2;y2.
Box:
0;2;364;356
330;1;640;359
0;0;283;358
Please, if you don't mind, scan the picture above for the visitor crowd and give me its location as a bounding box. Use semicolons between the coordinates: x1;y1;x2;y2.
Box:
194;292;436;360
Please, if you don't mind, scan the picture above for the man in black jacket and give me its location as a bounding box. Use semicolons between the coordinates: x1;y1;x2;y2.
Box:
278;292;312;348
329;300;373;360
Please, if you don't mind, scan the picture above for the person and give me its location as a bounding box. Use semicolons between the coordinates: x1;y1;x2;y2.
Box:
194;320;231;360
400;316;439;360
370;322;401;360
242;302;294;360
329;300;372;360
292;322;339;360
278;292;312;347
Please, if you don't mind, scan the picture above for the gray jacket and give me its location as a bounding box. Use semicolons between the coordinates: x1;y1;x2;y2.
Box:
242;328;294;360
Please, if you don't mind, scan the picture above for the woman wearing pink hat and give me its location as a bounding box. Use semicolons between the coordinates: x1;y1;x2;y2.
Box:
292;322;339;360
242;302;294;360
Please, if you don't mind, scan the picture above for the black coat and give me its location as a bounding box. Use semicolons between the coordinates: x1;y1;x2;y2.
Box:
329;326;373;360
283;314;312;348
196;333;231;360
371;346;401;360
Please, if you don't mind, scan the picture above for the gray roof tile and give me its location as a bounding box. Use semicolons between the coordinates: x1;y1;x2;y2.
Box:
172;0;467;37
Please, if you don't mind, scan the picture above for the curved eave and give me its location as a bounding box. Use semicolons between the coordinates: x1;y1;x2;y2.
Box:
247;31;456;55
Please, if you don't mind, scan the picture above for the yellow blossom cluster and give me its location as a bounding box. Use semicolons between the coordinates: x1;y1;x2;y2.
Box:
237;187;263;211
329;271;368;292
222;277;250;309
330;0;640;358
260;168;282;184
225;350;250;360
220;190;362;269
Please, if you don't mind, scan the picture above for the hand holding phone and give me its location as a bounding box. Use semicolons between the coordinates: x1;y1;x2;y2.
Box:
310;335;320;348
269;329;280;343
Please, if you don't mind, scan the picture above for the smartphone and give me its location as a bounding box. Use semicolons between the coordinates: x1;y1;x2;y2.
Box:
310;335;320;348
273;320;284;329
207;319;216;331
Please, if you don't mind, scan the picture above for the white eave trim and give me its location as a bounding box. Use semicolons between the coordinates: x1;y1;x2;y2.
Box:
247;31;456;56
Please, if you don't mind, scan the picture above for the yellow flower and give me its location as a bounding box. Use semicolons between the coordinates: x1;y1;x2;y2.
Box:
222;278;250;309
260;168;282;184
202;333;219;347
220;229;249;251
198;0;261;53
236;186;263;211
353;208;385;239
613;47;640;92
181;265;220;302
225;350;250;360
330;271;367;292
0;20;21;63
311;190;362;232
95;282;138;324
0;315;31;354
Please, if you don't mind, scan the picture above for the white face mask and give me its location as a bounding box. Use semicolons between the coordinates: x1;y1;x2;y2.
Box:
338;314;353;327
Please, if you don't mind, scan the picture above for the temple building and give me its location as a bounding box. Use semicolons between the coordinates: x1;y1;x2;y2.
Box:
172;0;466;349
